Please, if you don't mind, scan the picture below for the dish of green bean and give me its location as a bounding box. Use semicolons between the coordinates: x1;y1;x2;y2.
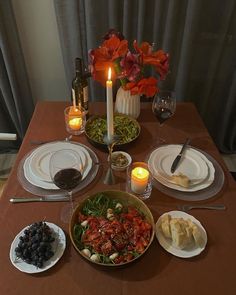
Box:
85;114;140;145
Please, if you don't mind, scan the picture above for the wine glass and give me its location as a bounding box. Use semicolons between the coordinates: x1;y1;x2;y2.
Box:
49;149;83;223
152;90;176;145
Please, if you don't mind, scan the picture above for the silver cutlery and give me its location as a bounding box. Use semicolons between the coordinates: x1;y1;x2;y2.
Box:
10;196;70;203
171;138;191;173
177;204;226;211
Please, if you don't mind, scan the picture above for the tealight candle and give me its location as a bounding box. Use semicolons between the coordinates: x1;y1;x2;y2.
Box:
68;107;82;130
64;106;85;135
131;167;149;194
69;117;82;130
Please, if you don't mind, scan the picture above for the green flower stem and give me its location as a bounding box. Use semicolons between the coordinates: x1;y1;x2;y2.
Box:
113;59;128;87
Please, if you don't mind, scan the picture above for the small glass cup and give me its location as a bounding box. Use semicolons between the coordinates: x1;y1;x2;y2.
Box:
64;106;86;135
126;162;153;200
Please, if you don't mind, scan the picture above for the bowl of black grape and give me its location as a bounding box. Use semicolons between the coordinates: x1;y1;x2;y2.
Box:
10;221;66;273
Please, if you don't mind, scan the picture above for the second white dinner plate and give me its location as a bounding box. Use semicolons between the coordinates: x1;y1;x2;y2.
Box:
148;145;215;192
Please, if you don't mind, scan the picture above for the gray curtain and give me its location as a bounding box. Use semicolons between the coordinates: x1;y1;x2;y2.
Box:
0;1;34;149
54;0;236;153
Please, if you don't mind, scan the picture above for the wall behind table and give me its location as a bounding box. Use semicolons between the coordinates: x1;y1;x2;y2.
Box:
11;0;68;103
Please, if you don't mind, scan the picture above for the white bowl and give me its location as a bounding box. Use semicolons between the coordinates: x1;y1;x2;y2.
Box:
110;151;132;171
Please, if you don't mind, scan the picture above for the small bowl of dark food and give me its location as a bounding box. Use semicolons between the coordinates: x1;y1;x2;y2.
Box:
110;151;132;171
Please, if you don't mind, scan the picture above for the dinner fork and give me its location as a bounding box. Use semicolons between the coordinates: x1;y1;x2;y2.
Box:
177;204;226;211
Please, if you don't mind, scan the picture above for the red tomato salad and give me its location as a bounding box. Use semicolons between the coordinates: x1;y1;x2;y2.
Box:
73;193;153;265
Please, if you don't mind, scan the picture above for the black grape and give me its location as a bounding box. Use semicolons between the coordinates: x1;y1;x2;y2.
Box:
15;221;55;268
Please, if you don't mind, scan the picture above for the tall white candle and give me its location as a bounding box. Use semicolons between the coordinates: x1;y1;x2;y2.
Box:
106;67;114;141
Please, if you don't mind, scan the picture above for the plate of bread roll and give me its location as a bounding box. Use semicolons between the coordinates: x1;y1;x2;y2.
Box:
156;211;207;258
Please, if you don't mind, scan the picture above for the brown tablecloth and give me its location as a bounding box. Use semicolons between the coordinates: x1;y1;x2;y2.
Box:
1;101;236;295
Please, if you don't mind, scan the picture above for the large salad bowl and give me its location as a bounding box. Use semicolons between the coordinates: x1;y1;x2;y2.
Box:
69;190;155;267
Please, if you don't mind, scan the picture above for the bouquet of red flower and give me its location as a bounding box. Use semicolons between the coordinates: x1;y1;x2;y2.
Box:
89;29;169;97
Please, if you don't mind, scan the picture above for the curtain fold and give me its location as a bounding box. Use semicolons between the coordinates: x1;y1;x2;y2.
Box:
174;0;202;101
54;0;236;153
0;1;34;149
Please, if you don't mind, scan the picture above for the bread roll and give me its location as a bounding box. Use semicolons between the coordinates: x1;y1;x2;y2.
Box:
187;219;205;248
171;173;190;188
169;218;186;249
170;218;193;249
160;214;171;239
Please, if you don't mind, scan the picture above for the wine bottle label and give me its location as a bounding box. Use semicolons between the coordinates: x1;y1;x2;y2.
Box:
83;86;89;114
83;86;88;103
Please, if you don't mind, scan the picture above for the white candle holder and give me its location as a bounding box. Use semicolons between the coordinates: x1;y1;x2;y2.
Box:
126;162;153;200
64;106;86;135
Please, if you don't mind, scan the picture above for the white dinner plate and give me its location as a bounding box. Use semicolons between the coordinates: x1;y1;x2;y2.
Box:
24;155;58;189
148;145;215;192
156;211;207;258
29;142;87;182
23;141;92;190
10;222;66;273
152;146;209;183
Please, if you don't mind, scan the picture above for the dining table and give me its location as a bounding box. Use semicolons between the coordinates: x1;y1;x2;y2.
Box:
0;101;236;295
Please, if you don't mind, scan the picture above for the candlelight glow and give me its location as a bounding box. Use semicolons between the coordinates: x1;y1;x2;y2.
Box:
69;117;82;130
132;167;149;180
131;166;149;194
108;67;112;81
69;107;80;116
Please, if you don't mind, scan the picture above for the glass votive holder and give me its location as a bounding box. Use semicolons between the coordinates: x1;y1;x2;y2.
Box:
64;106;86;135
126;162;153;200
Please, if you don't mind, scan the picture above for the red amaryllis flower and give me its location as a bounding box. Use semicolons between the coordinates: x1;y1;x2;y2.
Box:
125;77;158;97
89;35;128;85
119;52;142;82
133;40;169;80
89;29;169;97
133;41;152;55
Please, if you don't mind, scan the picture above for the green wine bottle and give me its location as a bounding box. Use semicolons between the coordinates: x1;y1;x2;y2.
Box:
71;58;89;117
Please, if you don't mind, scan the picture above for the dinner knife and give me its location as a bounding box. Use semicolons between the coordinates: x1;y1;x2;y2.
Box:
170;138;191;173
10;196;70;203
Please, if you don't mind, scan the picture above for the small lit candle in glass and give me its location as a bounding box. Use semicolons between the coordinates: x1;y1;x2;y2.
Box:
68;107;82;130
131;167;149;194
69;117;82;130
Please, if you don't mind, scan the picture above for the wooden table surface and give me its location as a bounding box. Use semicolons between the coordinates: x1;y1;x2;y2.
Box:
0;101;236;295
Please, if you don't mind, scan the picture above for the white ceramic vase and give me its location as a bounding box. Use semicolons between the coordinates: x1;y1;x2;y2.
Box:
115;86;140;119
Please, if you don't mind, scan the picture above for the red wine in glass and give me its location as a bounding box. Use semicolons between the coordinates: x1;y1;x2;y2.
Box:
53;168;82;191
152;91;176;144
49;149;83;223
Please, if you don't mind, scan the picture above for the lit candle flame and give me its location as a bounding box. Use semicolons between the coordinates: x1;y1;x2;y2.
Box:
108;67;111;81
